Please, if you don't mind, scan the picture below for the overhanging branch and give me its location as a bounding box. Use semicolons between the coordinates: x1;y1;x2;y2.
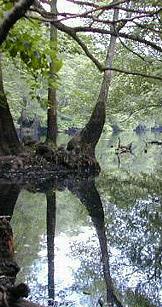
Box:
64;31;104;71
0;0;34;46
32;4;162;54
31;3;162;81
73;26;162;53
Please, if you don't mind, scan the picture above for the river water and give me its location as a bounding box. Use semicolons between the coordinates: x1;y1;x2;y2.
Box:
0;131;162;306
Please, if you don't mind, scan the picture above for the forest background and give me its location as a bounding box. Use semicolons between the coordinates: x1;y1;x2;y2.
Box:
0;0;162;149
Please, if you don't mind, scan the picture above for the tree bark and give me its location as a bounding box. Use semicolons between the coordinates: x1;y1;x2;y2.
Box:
46;0;58;146
0;56;22;155
66;6;119;166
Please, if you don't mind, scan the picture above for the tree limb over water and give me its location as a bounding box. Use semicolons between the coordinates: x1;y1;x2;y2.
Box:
0;0;161;80
31;0;162;81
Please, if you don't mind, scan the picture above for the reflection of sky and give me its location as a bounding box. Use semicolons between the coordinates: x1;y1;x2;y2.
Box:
106;196;162;306
38;233;80;288
25;227;100;306
21;219;162;306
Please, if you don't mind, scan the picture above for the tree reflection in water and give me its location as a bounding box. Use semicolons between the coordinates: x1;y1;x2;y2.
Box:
0;184;42;307
0;183;20;219
46;190;56;305
0;173;161;306
66;177;123;307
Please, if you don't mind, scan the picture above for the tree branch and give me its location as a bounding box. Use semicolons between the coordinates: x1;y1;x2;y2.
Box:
73;26;162;53
32;5;162;54
132;20;162;35
53;18;162;80
66;31;104;71
115;6;162;15
32;2;162;81
66;0;99;8
0;0;34;46
118;37;150;62
83;14;149;27
104;66;162;81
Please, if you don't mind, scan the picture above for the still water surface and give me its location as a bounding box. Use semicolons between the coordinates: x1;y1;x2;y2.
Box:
1;131;162;306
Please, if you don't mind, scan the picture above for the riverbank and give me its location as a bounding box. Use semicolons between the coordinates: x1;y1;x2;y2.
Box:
0;144;100;187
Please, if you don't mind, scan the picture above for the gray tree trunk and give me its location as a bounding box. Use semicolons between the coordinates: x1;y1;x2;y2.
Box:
67;7;119;168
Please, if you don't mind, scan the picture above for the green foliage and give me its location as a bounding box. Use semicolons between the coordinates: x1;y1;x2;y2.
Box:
107;45;162;128
56;42;162;129
11;190;46;277
58;53;101;127
0;0;13;19
3;55;47;125
1;13;62;124
3;19;62;80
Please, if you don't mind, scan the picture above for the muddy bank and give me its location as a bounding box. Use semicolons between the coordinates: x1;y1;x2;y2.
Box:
0;144;100;185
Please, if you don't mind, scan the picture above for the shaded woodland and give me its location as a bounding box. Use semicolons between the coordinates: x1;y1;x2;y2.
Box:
0;0;162;173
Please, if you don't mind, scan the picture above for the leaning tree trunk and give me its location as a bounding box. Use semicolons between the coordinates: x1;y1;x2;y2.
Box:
46;0;58;146
66;7;119;168
0;55;21;155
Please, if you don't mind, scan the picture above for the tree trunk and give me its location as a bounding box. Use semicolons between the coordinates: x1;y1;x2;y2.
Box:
0;56;21;155
46;0;58;146
67;7;119;167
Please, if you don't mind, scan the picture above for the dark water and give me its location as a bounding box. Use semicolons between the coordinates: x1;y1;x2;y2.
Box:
0;131;162;306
